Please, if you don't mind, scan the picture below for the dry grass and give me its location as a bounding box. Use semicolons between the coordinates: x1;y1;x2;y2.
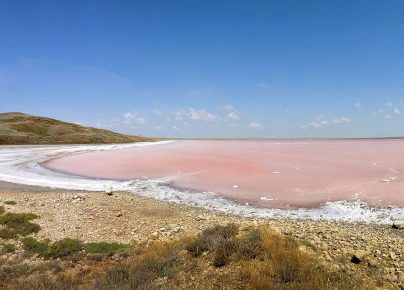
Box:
0;216;368;289
239;228;359;290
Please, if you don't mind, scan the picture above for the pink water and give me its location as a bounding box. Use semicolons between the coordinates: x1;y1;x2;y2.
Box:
45;140;404;209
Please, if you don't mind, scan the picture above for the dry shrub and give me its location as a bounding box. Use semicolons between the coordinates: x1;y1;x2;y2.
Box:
12;273;79;290
240;228;358;289
0;223;364;289
91;239;186;290
186;223;238;257
236;228;264;260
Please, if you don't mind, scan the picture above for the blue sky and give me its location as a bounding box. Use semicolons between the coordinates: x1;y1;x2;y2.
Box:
1;0;404;138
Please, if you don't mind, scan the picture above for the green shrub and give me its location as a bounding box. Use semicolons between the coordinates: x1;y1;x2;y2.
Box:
21;237;50;257
0;212;40;237
84;242;131;254
4;200;17;205
1;243;16;254
48;238;83;259
0;228;17;240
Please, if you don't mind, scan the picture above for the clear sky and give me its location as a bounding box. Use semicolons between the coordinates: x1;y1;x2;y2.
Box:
1;0;404;138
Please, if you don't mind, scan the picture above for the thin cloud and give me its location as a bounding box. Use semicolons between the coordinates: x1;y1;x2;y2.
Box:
300;116;351;130
123;112;146;125
247;122;262;129
227;112;240;120
223;105;240;120
256;83;270;89
354;102;361;108
152;108;164;116
188;108;219;121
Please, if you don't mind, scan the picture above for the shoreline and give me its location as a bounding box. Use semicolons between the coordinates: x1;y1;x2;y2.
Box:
0;181;403;286
1;142;403;224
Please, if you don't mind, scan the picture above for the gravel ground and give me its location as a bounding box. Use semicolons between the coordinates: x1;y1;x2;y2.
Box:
0;181;403;288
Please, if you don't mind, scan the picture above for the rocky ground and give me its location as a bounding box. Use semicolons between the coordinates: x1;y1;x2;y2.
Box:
0;181;403;289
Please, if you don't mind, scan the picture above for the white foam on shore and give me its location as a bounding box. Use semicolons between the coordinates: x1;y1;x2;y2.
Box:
0;142;403;224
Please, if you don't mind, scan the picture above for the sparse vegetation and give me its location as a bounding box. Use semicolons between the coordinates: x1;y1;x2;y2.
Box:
0;206;4;215
1;243;16;254
0;207;366;289
84;242;131;254
3;200;17;205
0;112;153;145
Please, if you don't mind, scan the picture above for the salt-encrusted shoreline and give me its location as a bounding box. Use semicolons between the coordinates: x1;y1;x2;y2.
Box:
0;181;403;287
1;143;403;224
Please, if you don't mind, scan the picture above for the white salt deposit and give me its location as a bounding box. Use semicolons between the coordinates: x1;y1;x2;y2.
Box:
0;142;403;224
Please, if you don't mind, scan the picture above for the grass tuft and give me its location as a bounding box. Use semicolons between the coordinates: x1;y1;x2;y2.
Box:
84;242;131;254
4;200;17;205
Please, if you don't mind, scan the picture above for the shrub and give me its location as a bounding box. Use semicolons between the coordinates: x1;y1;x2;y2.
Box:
48;238;83;259
186;223;239;257
0;206;5;215
13;273;80;290
92;240;184;290
236;229;263;260
21;237;50;257
0;212;40;237
239;228;359;289
0;228;17;240
4;200;17;205
1;243;16;254
213;239;237;267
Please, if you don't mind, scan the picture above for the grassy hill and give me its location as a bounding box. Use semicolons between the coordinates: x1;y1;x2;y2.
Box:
0;112;153;145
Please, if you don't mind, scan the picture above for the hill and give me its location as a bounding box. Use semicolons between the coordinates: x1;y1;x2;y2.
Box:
0;112;153;145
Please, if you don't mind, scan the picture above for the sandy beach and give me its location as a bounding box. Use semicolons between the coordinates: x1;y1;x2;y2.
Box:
0;180;403;288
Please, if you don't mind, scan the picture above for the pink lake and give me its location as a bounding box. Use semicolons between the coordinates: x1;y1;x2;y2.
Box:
44;140;404;209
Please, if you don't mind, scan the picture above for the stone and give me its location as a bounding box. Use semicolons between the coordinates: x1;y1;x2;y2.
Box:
351;250;369;264
392;220;404;230
195;215;206;221
105;187;113;196
367;259;379;268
